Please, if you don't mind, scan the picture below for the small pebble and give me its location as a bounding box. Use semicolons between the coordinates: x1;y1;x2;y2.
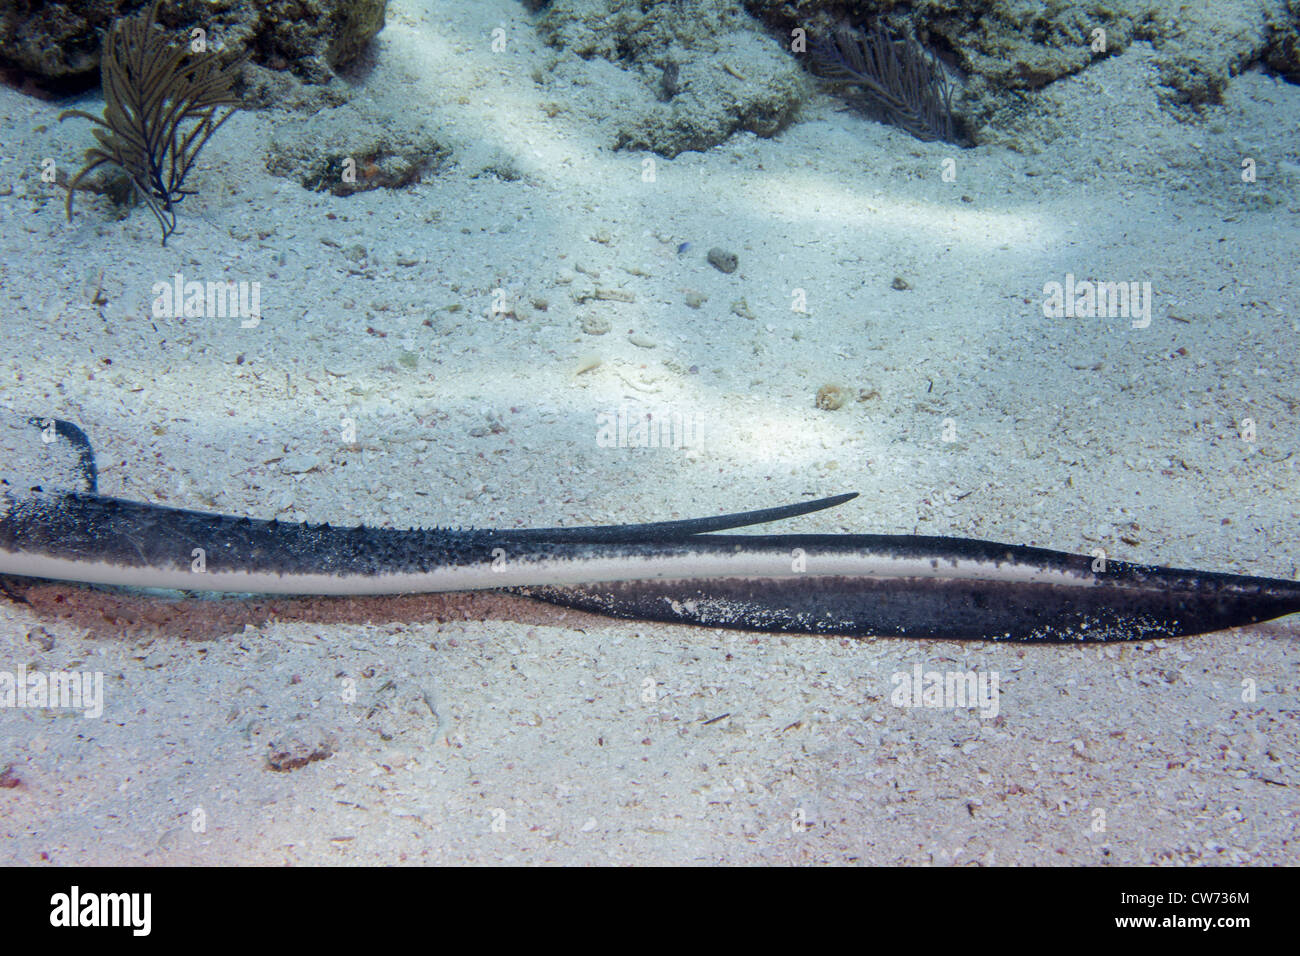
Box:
707;247;738;274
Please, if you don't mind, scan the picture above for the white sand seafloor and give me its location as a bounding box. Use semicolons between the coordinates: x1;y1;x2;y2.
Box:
0;0;1298;864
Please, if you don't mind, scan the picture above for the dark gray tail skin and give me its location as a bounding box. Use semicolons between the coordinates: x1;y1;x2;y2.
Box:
520;548;1300;643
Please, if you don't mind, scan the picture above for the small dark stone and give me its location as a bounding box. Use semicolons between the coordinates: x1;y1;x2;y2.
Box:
707;248;738;274
659;60;680;101
267;740;333;772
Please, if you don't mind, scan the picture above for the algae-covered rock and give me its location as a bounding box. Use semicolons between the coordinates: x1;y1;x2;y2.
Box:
1264;0;1300;80
266;101;449;195
532;0;810;157
1133;0;1292;107
326;0;387;70
0;0;387;88
741;0;1296;139
742;0;1140;90
0;0;117;86
742;0;1143;137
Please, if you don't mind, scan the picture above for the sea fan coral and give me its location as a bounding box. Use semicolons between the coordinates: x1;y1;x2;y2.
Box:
60;0;246;244
812;22;961;145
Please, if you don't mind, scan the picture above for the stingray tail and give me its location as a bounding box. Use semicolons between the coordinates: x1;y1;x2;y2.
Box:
24;417;99;493
507;492;858;542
